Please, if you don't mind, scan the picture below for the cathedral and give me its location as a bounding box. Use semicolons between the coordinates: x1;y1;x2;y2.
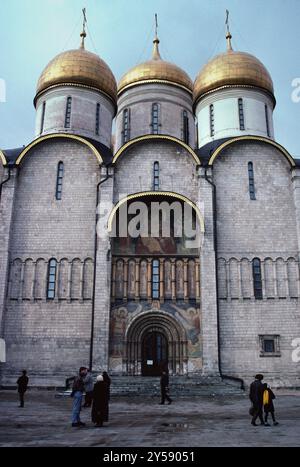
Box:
0;17;299;389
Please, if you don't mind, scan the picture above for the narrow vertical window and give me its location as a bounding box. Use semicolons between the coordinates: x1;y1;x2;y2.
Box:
65;96;72;128
151;103;159;134
153;161;159;191
56;162;64;201
248;162;256;200
95;103;100;135
265;104;270;137
182;110;189;144
40;101;46;134
47;259;57;300
152;260;160;299
252;258;263;299
238;98;245;130
122;108;130;144
209;104;215;137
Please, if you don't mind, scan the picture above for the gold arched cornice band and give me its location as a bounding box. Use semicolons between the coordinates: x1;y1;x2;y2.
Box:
113;135;200;165
118;79;193;97
208;136;295;167
15;133;104;166
0;150;7;166
107;191;205;233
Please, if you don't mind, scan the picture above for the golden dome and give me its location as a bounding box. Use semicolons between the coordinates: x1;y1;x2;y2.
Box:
118;37;193;95
194;33;274;105
35;41;117;105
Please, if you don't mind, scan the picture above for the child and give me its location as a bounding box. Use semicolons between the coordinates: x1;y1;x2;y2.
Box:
262;383;279;426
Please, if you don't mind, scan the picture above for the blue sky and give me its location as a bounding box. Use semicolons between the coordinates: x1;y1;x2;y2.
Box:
0;0;299;155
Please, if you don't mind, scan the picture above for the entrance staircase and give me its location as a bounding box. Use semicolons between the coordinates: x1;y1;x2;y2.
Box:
92;375;245;397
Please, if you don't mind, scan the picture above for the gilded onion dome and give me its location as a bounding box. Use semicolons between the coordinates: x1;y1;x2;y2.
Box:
118;35;193;95
35;31;117;106
193;32;274;106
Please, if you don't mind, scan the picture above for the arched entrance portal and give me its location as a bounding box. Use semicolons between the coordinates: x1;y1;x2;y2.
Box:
125;311;188;376
142;330;168;376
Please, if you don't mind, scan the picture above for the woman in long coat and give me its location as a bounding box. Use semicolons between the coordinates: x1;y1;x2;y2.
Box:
91;375;109;427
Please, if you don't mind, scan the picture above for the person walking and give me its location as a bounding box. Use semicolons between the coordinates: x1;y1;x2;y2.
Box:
83;369;94;408
102;371;111;400
262;383;279;426
71;367;87;427
160;371;172;405
17;370;29;408
91;375;109;427
249;373;266;426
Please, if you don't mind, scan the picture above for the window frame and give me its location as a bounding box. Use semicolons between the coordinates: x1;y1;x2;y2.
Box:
152;259;160;299
248;162;256;200
252;257;263;299
40;101;46;134
238;98;245;131
182;110;190;144
95;103;100;135
265;104;270;137
47;258;57;300
259;335;281;357
122;108;130;144
151;103;160;135
65;96;72;129
56;161;64;201
209;104;215;137
153;161;160;191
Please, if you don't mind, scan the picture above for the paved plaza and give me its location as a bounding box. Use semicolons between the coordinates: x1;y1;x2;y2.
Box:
0;390;300;447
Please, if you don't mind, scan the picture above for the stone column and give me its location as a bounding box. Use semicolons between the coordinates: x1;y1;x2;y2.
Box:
92;166;114;372
198;166;220;376
0;168;17;337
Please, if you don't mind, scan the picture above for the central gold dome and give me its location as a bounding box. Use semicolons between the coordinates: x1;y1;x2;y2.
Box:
194;33;274;106
35;45;117;105
118;38;193;95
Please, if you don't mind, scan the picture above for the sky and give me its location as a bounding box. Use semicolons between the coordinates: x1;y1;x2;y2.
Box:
0;0;299;155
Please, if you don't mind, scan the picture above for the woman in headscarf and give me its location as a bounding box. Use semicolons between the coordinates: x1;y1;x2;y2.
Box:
91;375;109;427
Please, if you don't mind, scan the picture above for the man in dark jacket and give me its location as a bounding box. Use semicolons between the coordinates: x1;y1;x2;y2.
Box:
17;370;29;408
249;373;266;426
71;367;87;427
160;371;172;405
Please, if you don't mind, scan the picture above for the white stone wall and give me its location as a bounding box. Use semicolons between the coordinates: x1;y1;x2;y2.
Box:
1;139;102;385
113;140;199;203
213;141;300;386
196;88;275;148
116;84;195;150
35;86;115;147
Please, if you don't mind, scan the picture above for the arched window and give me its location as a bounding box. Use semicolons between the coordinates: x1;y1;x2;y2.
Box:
153;161;159;191
65;96;72;128
248;162;256;200
95;103;100;135
238;98;245;130
252;258;263;299
265;104;270;137
182;110;189;144
209;104;215;137
47;259;57;299
152;260;160;299
151;103;159;134
122;108;130;144
40;101;46;134
56;162;64;200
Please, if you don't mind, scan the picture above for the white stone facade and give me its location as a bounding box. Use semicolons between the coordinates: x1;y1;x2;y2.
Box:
0;47;299;390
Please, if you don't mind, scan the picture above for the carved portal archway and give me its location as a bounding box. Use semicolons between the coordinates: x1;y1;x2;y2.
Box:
125;311;188;376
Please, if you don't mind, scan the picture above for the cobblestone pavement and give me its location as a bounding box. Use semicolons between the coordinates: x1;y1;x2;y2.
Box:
0;390;299;447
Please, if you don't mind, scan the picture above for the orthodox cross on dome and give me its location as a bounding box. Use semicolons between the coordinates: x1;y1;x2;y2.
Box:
225;9;233;51
152;13;162;60
80;7;87;49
